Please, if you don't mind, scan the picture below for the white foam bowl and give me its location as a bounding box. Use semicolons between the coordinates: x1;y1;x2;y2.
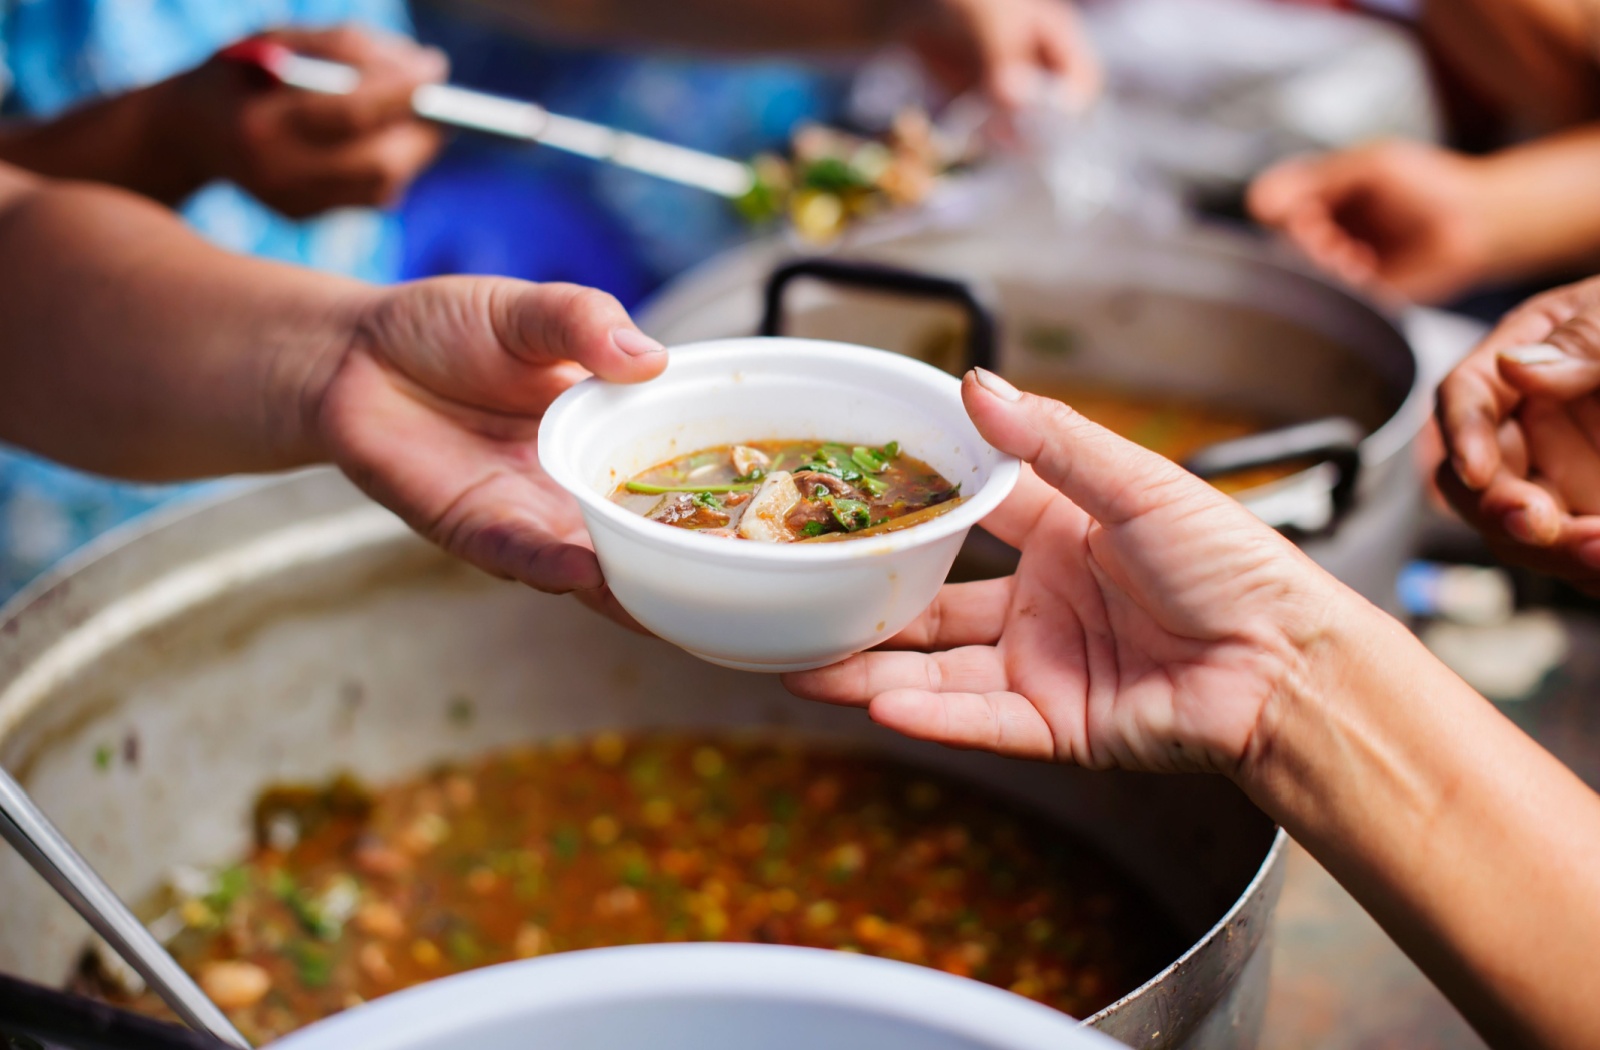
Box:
271;943;1118;1050
539;338;1020;672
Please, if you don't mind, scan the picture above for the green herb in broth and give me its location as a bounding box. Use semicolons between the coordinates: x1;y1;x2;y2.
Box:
612;439;957;543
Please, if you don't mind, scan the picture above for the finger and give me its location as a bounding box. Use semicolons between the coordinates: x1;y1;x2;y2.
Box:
1437;352;1521;491
878;577;1015;650
962;369;1211;526
286;68;433;139
1247;156;1321;226
1519;397;1600;514
496;282;668;383
574;585;649;633
425;474;606;593
1438;282;1600;487
1497;312;1600;400
868;689;1056;761
258;124;441;214
1034;7;1102;111
972;467;1066;549
259;28;445;140
262;24;448;80
1284;207;1377;287
1498;417;1530;479
323;123;442;204
1476;468;1566;546
783;647;1010;707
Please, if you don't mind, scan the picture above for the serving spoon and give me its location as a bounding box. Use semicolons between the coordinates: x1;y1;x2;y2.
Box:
0;764;252;1048
220;40;756;200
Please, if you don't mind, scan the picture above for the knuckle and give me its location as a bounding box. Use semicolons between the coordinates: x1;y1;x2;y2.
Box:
324;25;367;58
1552;312;1600;360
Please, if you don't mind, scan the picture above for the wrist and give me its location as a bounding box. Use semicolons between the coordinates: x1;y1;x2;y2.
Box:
265;281;382;469
123;74;212;205
1235;582;1403;812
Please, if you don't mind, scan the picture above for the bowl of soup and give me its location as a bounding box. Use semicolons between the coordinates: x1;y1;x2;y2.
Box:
538;337;1019;671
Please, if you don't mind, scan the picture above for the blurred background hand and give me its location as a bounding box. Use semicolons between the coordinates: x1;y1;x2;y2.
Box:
180;26;447;217
1436;275;1600;595
314;278;667;613
786;369;1344;777
897;0;1101;110
1248;139;1495;304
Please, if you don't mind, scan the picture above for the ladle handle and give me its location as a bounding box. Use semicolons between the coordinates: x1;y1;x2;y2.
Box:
0;766;252;1048
0;971;230;1050
759;257;998;373
1182;416;1364;531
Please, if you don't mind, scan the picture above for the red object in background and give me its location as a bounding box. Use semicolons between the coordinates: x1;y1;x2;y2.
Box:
217;39;294;84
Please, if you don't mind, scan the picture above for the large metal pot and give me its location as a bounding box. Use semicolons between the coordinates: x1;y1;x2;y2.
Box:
0;471;1283;1049
640;221;1433;604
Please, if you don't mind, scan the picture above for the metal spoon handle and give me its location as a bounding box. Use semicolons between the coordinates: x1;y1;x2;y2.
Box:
219;41;755;199
0;765;251;1048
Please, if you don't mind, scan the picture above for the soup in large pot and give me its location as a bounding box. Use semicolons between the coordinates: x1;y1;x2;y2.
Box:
0;471;1283;1050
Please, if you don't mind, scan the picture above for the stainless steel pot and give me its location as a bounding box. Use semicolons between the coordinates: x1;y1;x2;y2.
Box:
640;222;1432;605
0;471;1284;1049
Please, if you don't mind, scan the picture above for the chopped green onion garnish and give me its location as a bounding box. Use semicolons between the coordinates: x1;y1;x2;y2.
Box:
850;446;889;474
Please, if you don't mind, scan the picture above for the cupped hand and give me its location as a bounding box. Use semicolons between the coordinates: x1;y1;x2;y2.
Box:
785;370;1345;776
1436;275;1600;594
900;0;1101;112
312;278;667;617
183;26;445;218
1248;140;1493;304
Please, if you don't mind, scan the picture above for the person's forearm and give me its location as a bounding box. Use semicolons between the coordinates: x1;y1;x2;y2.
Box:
0;77;205;206
0;166;364;479
1421;0;1600;131
1471;125;1600;282
1245;591;1600;1050
442;0;904;52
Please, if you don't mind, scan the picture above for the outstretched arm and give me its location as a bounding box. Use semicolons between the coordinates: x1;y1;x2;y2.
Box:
449;0;1100;110
788;370;1600;1050
0;160;666;601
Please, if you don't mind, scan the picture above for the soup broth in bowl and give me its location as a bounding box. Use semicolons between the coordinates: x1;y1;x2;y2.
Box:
614;439;962;543
538;338;1019;672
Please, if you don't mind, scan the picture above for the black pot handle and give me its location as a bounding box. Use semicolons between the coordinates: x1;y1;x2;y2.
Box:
759;257;998;373
0;971;230;1050
1182;416;1365;528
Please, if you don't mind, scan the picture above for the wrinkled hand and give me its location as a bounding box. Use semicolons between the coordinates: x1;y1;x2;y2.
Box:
313;278;667;618
1437;275;1600;594
1248;140;1494;304
899;0;1101;111
785;370;1342;775
180;26;445;217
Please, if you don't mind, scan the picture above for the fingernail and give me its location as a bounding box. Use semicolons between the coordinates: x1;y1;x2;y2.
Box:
972;367;1022;402
1503;509;1535;543
1499;342;1567;366
1580;538;1600;568
612;327;664;357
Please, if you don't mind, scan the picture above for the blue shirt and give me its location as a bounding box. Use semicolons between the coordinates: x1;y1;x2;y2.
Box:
0;0;412;282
